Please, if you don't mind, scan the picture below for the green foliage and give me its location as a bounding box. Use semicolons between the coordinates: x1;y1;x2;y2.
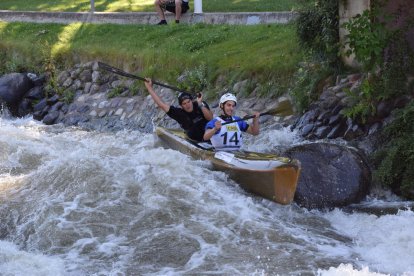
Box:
0;51;28;74
290;61;332;113
380;34;414;99
0;22;302;100
0;0;299;12
40;41;68;99
61;89;75;104
204;0;300;12
293;0;340;112
181;32;225;53
342;9;389;71
373;102;414;199
177;64;209;94
342;77;377;123
129;81;141;96
340;1;414;126
107;86;125;98
295;0;340;69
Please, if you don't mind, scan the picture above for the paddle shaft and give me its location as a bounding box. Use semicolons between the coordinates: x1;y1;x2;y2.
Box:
221;112;270;126
97;62;194;95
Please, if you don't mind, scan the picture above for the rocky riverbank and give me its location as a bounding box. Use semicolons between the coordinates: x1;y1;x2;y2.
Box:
0;61;296;132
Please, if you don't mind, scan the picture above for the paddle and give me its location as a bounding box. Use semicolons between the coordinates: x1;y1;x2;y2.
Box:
97;61;194;95
221;102;293;125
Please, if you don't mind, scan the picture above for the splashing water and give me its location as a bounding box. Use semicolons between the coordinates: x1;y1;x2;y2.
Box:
1;117;413;275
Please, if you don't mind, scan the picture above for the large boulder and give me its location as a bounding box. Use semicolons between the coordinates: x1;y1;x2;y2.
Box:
0;73;34;116
285;143;371;209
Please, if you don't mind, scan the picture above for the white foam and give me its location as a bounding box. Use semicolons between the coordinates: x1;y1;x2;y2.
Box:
0;240;66;276
318;263;390;276
2;117;414;275
244;126;301;152
322;209;414;275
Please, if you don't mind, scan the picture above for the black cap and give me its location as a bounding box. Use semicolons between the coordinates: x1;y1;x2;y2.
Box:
178;92;193;105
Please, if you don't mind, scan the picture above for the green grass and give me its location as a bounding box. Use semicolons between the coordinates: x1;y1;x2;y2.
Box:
0;21;302;97
0;0;300;12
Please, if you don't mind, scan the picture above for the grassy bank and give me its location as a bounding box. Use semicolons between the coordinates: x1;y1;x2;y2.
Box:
0;21;302;98
0;0;300;13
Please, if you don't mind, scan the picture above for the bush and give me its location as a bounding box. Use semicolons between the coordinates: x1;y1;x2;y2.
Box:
296;0;340;69
341;2;414;123
373;102;414;199
342;76;378;124
380;34;414;99
177;64;209;94
290;61;333;113
342;9;390;71
107;86;125;98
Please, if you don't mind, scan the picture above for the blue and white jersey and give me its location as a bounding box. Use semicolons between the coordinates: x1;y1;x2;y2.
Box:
205;116;249;151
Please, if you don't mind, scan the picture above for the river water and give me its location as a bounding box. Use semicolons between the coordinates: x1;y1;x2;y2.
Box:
0;115;413;276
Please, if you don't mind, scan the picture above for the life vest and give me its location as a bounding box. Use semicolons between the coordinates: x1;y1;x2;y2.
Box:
210;117;243;151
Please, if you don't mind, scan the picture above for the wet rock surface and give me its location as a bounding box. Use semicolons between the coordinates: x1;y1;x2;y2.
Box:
0;73;35;116
285;143;371;209
292;74;412;141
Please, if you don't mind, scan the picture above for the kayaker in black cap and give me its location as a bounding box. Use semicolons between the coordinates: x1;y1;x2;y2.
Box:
144;78;213;141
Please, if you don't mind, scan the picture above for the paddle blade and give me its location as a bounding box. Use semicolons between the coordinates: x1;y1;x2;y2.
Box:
97;62;146;81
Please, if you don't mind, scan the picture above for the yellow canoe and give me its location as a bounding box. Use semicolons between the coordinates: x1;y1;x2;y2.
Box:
156;127;301;205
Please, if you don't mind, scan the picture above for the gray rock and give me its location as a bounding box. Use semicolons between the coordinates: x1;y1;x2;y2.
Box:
301;124;314;136
57;71;70;85
319;88;335;100
343;119;364;141
368;122;382;135
92;71;101;83
317;110;331;124
77;105;90;113
296;109;320;129
84;82;92;93
328;114;342;125
47;94;60;105
314;126;331;138
17;98;32;117
72;79;82;90
89;83;100;94
326;120;347;139
79;69;92;83
42;110;60;125
51;101;64;111
62;113;89;126
62;77;73;88
26;86;45;100
33;98;48;112
70;68;82;79
0;73;34;115
285;143;371;209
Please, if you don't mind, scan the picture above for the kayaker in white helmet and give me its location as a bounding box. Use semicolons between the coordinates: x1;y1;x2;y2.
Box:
203;93;260;151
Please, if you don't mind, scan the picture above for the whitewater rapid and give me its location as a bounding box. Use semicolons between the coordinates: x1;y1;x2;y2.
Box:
0;116;413;276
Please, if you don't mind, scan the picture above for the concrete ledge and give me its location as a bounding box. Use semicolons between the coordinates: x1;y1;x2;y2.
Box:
0;10;297;25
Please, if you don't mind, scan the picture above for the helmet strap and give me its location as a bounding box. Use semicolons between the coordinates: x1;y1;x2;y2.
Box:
221;102;232;117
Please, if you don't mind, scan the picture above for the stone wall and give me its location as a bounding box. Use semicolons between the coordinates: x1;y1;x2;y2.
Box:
0;10;297;25
3;61;295;133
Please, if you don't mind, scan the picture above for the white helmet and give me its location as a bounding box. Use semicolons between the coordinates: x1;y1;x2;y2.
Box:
219;93;237;105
